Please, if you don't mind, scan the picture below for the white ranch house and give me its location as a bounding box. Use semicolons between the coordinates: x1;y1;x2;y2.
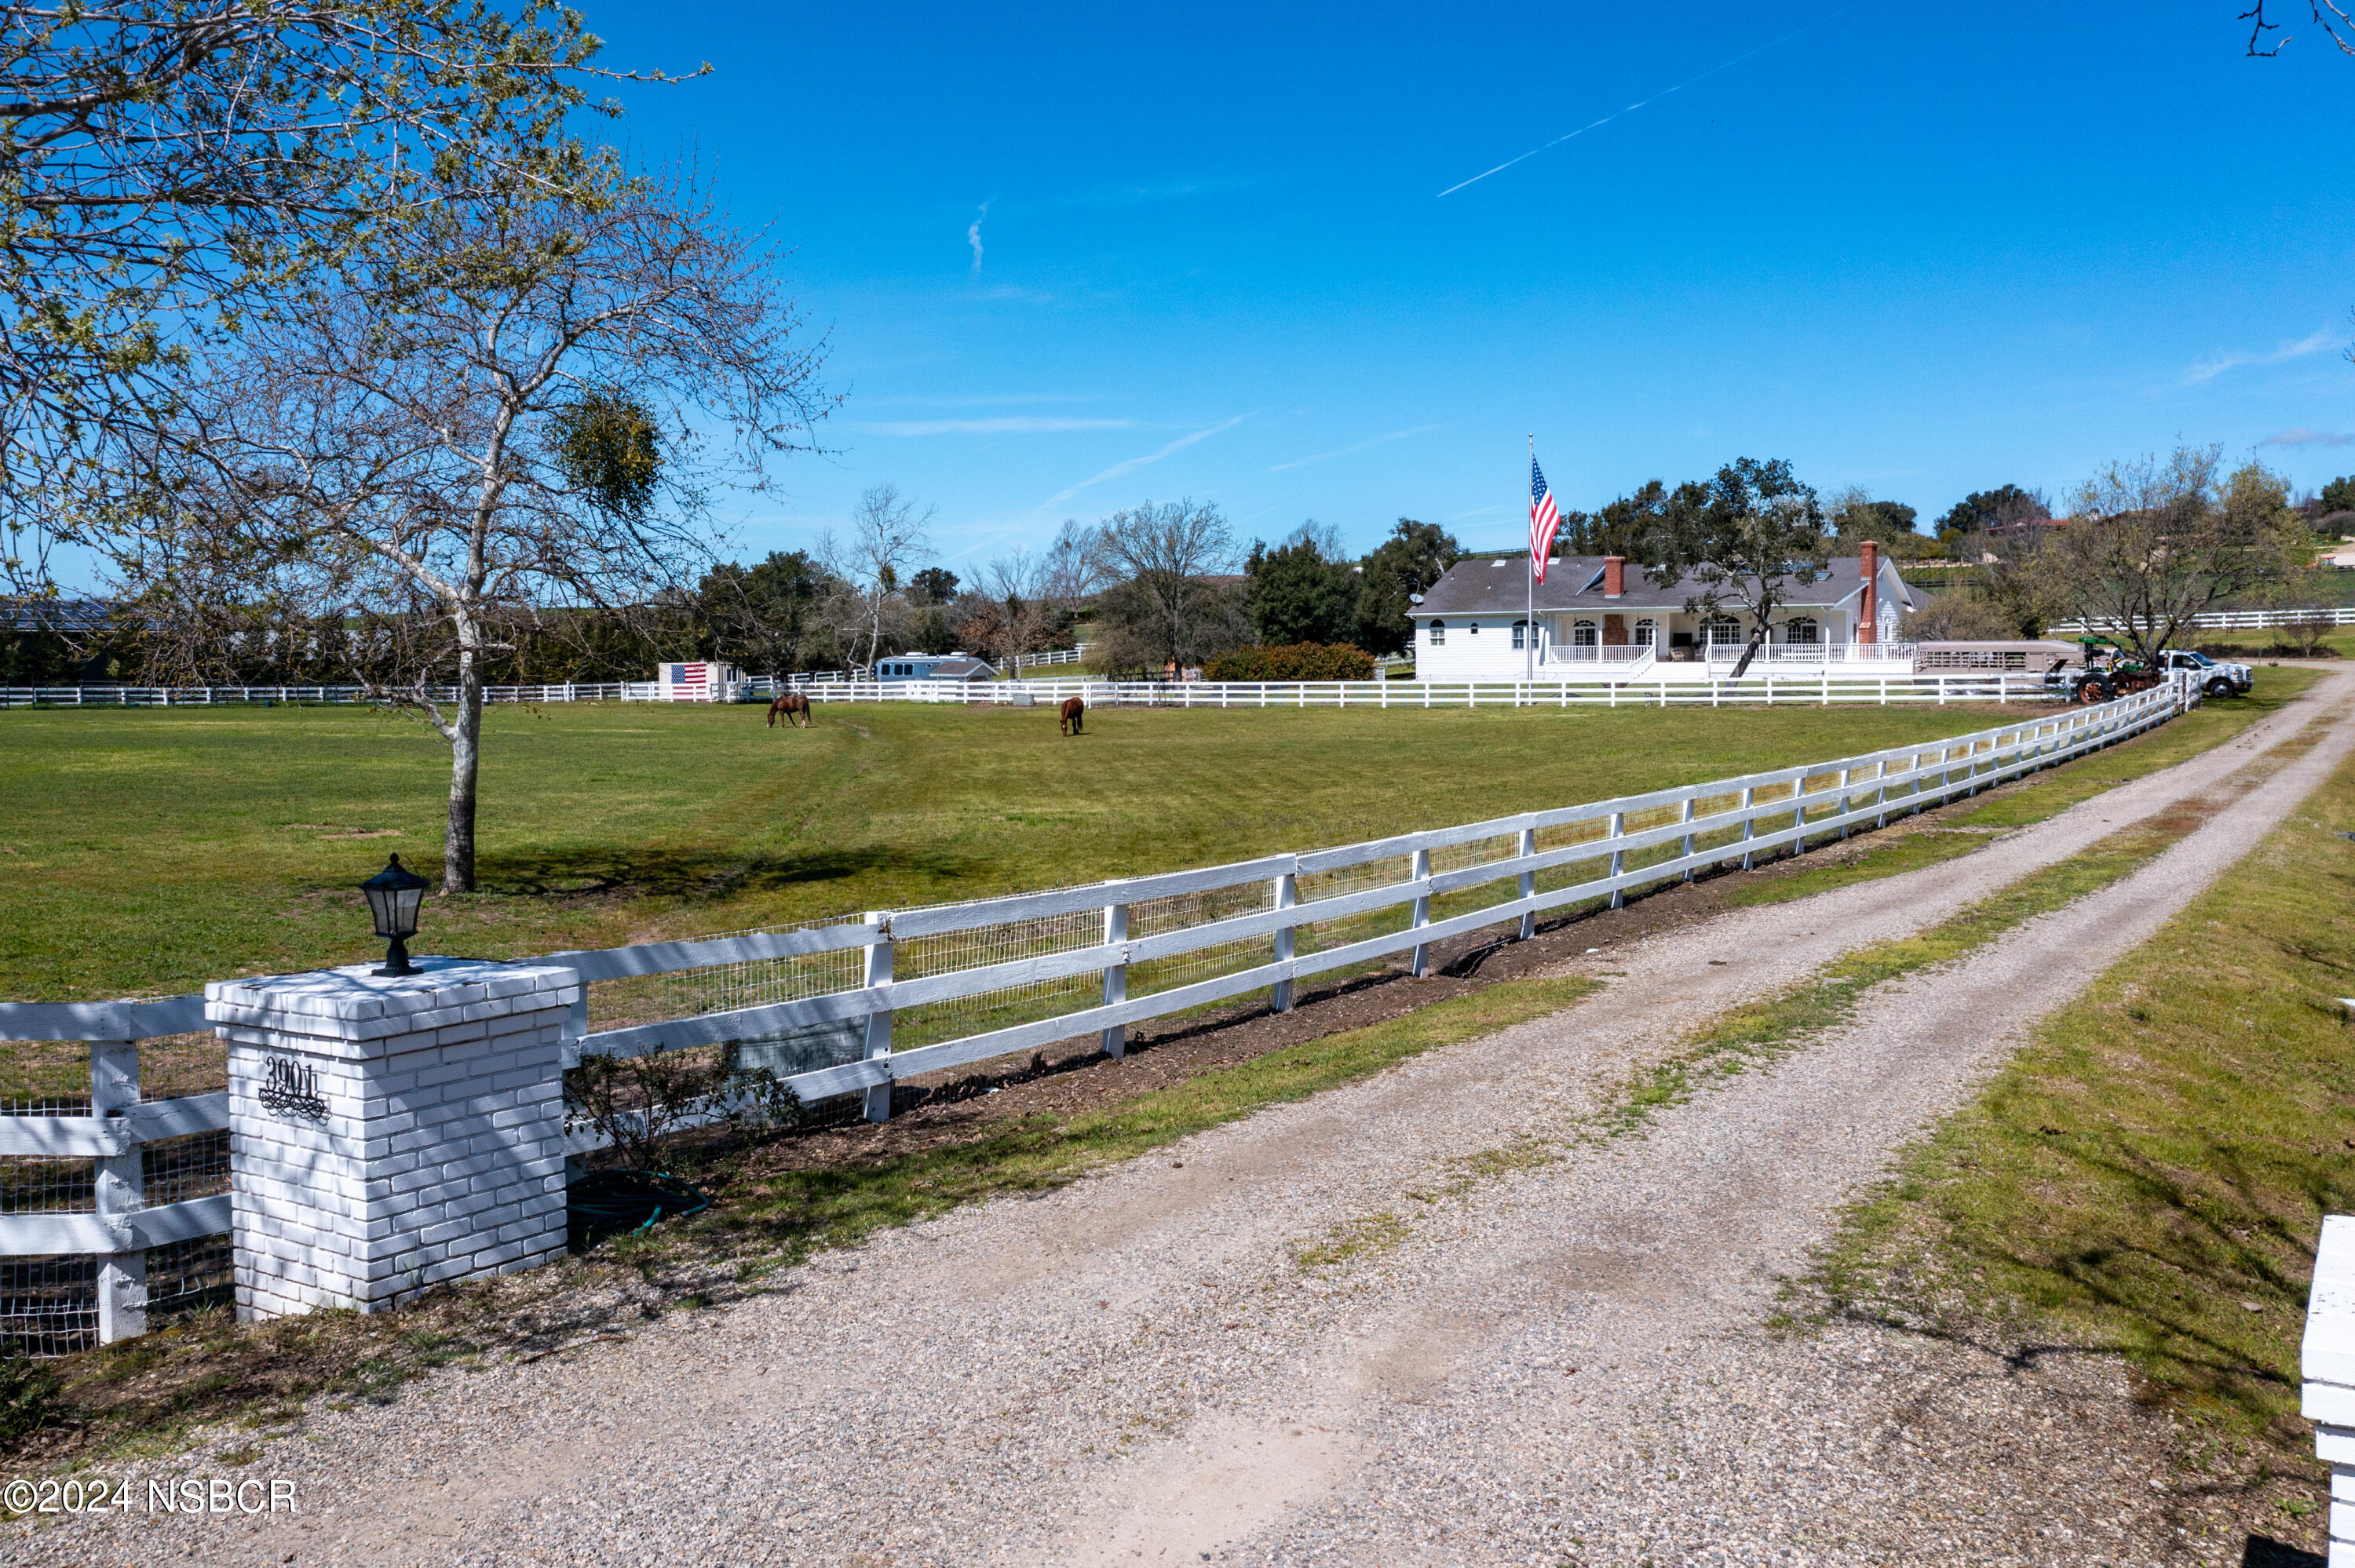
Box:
1411;543;1915;683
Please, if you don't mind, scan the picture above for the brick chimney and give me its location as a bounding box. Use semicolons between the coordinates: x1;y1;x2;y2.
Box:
1857;538;1879;645
1603;556;1624;599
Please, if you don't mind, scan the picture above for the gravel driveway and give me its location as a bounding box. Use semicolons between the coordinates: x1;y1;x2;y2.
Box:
16;672;2352;1568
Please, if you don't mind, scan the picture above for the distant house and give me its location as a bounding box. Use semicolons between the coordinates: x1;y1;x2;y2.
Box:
1410;547;1916;681
874;651;999;682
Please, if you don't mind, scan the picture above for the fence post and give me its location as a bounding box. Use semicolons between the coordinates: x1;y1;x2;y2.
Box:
1738;786;1757;871
1409;848;1433;977
1680;793;1699;881
1836;767;1853;840
1607;811;1627;908
862;913;894;1123
1517;826;1539;939
1270;871;1298;1012
91;1039;147;1344
1875;759;1891;828
1101;903;1129;1058
1791;779;1809;855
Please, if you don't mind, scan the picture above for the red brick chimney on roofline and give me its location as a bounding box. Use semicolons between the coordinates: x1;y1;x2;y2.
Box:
1858;538;1879;645
1603;556;1624;599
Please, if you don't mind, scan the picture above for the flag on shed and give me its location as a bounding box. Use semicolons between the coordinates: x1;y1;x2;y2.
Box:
1528;453;1562;582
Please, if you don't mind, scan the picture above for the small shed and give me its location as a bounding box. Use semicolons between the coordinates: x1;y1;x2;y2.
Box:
654;661;744;701
874;652;999;682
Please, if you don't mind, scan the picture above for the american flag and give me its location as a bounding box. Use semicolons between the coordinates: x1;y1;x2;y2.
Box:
1528;454;1562;583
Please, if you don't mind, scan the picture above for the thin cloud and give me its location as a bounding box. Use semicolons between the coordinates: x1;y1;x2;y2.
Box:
2261;427;2355;447
967;201;990;275
861;393;1102;409
1269;423;1444;472
1437;6;1856;198
1038;414;1251;509
2181;328;2339;385
851;417;1141;436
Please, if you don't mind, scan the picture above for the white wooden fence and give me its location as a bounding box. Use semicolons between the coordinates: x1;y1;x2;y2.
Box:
9;672;2073;710
2050;606;2355;634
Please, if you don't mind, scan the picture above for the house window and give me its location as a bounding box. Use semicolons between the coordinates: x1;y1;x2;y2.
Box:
1707;618;1743;645
1572;619;1598;647
1785;618;1819;645
1511;619;1528;650
1634;618;1656;647
1468;622;1480;634
1429;620;1445;646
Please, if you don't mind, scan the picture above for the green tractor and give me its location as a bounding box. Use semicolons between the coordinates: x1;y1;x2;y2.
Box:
2068;634;2163;704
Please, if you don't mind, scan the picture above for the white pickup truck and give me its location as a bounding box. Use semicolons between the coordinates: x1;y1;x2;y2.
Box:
2160;648;2253;699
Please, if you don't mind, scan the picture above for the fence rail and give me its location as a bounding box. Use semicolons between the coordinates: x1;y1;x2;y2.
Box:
9;670;2077;711
2050;606;2355;633
0;679;2196;1351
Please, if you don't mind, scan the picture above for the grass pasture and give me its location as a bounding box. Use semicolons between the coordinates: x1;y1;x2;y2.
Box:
0;687;2305;1002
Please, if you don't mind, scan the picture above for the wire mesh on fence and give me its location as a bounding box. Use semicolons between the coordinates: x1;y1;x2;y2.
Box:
1;1253;96;1356
586;915;869;1034
148;1233;233;1323
138;1031;228;1103
895;903;1104;1050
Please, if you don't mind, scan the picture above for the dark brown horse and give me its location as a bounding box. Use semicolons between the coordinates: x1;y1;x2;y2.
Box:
1058;695;1086;735
767;692;812;729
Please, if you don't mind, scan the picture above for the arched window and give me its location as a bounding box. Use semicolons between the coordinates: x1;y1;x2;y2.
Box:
1467;621;1480;634
1511;619;1529;650
1428;620;1446;645
1785;617;1820;645
1634;618;1656;647
1572;619;1599;647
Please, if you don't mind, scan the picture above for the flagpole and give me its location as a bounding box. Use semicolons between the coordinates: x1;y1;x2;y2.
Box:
1525;433;1536;684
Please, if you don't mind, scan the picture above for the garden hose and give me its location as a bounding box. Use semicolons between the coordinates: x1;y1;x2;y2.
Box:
566;1169;710;1252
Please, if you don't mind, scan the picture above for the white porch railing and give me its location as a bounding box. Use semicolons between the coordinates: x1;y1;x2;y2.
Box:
1542;644;1658;676
1704;641;1918;669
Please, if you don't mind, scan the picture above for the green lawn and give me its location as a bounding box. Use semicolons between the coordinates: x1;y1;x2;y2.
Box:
4;697;2101;1001
1814;733;2355;1475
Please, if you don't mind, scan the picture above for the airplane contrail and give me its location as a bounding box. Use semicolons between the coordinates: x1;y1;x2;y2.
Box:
1436;6;1856;199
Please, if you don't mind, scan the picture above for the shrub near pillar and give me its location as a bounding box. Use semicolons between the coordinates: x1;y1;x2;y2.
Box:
203;958;579;1320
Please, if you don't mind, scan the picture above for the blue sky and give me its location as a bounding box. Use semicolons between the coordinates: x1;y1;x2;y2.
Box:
239;5;2355;577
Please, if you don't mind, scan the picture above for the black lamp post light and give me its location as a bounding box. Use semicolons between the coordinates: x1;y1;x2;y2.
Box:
360;854;430;977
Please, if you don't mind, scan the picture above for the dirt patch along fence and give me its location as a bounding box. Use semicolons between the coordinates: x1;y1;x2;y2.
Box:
0;682;2196;1354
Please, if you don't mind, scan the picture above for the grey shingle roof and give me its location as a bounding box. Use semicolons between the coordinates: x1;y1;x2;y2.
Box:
1412;556;1909;617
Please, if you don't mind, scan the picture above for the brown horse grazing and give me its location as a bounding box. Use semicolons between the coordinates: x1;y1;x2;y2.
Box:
1058;695;1086;735
766;692;812;729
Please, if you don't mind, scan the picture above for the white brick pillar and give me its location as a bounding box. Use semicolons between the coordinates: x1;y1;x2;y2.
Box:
203;958;579;1321
2302;1213;2355;1566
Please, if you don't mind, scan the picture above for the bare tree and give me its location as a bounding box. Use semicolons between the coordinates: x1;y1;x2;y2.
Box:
106;166;831;892
2038;447;2303;660
962;550;1059;673
1038;516;1113;610
829;484;933;671
1093;498;1239;673
0;2;688;603
2243;1;2355;55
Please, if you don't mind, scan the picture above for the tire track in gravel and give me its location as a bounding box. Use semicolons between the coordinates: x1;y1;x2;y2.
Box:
17;673;2350;1568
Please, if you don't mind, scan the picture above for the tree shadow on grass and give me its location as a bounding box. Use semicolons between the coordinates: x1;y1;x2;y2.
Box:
470;842;992;903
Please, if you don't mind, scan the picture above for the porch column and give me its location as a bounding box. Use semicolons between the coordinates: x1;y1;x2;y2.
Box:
1858;539;1879;645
